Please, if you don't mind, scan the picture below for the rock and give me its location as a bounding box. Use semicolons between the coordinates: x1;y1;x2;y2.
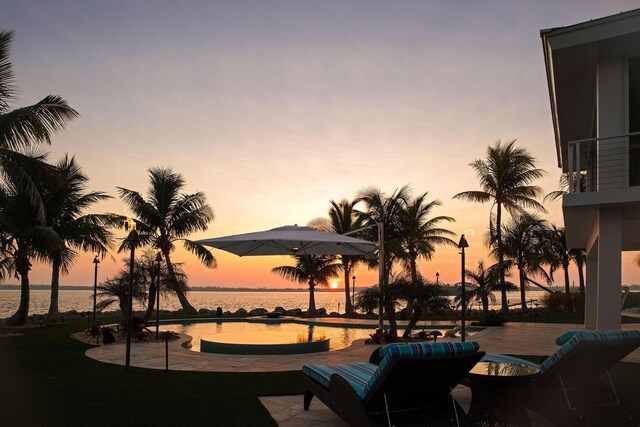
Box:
236;308;248;316
216;307;223;317
286;308;302;316
274;306;287;314
329;312;340;317
198;308;210;315
249;308;268;316
316;308;327;315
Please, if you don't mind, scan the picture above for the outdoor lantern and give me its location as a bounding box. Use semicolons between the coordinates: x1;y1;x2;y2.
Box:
458;235;469;342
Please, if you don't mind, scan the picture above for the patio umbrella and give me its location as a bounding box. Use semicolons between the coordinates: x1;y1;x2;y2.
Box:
195;225;376;257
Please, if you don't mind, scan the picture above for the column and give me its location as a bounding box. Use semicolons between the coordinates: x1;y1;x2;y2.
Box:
585;244;598;330
596;208;622;329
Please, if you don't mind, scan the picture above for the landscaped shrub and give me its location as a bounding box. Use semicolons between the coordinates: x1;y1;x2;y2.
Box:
366;328;399;344
541;292;566;313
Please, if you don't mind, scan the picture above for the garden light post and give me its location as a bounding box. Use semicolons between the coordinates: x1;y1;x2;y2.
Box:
351;275;356;317
125;218;139;370
458;234;469;343
92;253;100;326
156;250;162;340
377;222;384;331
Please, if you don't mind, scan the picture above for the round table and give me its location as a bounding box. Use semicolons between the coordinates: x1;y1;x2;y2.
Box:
467;360;541;427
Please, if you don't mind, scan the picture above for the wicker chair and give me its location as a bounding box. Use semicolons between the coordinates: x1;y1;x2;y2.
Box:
303;342;484;426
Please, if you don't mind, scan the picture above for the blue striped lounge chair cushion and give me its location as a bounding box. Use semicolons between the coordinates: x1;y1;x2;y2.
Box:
361;342;480;400
303;363;377;399
541;330;640;373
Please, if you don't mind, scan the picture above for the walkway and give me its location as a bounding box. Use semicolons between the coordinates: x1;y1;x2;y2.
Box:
85;319;640;371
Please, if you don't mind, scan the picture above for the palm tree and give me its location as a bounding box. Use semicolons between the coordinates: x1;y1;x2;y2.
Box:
43;155;112;323
453;139;546;312
117;167;215;315
0;31;78;217
398;193;457;284
271;255;342;314
356;186;410;331
545;225;574;312
96;278;147;319
462;261;514;324
544;172;588;201
0;154;63;325
498;213;551;310
396;275;450;338
310;199;364;315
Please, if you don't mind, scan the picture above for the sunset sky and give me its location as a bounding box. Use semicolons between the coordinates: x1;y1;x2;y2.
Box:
4;1;640;289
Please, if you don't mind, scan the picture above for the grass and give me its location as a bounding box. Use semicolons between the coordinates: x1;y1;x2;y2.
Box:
0;319;302;426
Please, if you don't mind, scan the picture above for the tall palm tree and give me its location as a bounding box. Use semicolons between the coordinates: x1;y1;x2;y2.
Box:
117;167;215;315
545;225;574;313
395;275;450;338
569;248;586;304
398;193;457;284
453;139;546;312
310;199;364;315
498;213;551;310
0;30;78;218
271;255;342;314
356;186;411;331
0;153;63;325
43;155;112;323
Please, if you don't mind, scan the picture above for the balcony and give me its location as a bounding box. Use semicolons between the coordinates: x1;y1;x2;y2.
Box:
566;132;640;193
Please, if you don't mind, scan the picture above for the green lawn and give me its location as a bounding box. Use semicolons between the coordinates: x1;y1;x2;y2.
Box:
0;320;302;426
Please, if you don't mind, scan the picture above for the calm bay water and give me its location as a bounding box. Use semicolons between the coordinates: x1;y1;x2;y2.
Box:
0;288;537;318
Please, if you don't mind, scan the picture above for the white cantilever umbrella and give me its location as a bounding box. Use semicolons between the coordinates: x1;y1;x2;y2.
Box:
195;225;376;257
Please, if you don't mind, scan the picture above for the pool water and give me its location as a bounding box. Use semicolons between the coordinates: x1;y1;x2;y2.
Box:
159;319;481;353
163;321;375;351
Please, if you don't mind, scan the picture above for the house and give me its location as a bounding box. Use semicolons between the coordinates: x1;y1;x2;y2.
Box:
541;8;640;329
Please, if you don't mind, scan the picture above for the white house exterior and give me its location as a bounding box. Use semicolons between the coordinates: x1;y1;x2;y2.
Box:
541;9;640;329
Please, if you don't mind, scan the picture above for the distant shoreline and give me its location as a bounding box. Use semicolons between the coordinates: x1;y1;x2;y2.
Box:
2;284;639;292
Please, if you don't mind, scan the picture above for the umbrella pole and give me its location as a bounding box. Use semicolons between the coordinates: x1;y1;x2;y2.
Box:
377;222;384;330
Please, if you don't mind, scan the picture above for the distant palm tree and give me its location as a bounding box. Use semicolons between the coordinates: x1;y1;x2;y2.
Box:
0;31;78;218
398;193;457;284
117;167;216;315
43;155;112;323
545;225;574;313
271;255;342;315
356;186;411;331
310;199;364;315
0;153;63;325
498;213;550;310
461;261;515;324
96;278;148;319
453;139;546;312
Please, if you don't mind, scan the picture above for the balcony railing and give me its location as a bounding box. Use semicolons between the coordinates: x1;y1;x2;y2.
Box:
566;131;640;193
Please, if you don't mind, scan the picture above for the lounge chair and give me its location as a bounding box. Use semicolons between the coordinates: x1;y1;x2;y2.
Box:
486;329;640;426
302;341;485;426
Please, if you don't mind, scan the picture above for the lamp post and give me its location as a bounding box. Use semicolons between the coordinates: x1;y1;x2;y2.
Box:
125;218;139;370
92;253;100;326
435;270;440;286
155;250;162;340
377;222;384;331
351;275;356;317
458;234;469;343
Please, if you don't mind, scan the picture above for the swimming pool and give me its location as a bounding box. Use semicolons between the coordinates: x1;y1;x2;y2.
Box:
157;318;482;354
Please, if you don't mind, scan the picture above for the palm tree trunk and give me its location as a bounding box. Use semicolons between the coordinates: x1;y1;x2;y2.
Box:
564;265;573;313
46;258;61;323
308;283;316;314
164;252;197;315
6;268;30;326
519;266;527;310
496;202;508;312
402;306;422;338
343;261;352;315
405;254;418;317
482;295;489;324
577;259;585;303
145;280;157;322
